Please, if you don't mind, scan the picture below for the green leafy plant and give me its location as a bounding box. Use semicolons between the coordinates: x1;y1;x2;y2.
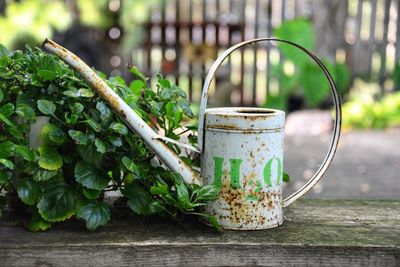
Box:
342;79;400;129
0;44;220;231
265;17;350;110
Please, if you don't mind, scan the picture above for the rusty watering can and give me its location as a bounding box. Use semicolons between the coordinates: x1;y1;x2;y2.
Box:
43;38;341;230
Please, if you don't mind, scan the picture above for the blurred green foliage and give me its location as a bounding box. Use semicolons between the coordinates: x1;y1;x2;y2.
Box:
342;79;400;129
77;0;113;28
0;0;72;49
0;0;152;57
266;18;350;110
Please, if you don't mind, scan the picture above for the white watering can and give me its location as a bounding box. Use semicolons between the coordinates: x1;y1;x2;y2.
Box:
43;38;341;230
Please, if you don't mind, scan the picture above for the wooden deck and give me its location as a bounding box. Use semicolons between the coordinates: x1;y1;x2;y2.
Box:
0;199;399;266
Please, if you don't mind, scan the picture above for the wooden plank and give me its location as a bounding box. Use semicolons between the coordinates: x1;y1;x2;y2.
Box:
174;0;180;85
367;0;377;76
188;0;194;101
379;0;392;93
396;0;400;64
354;0;363;75
0;200;399;266
160;0;166;62
239;0;246;105
252;0;260;106
266;0;273;96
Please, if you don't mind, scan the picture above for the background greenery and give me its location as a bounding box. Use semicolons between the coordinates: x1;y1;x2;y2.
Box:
0;0;399;131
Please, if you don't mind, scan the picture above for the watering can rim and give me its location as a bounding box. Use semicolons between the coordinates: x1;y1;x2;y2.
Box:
204;107;285;117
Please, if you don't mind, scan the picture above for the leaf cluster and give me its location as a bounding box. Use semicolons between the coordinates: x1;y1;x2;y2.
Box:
0;44;219;231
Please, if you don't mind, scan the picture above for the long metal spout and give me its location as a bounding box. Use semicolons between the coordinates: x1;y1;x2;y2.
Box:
42;39;202;186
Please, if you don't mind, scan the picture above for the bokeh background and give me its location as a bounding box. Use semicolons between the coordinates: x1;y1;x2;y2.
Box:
0;0;399;199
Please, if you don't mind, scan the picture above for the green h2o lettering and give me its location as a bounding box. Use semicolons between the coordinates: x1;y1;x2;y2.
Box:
212;156;282;189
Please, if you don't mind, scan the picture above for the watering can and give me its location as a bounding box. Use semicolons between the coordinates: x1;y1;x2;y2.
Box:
43;38;341;230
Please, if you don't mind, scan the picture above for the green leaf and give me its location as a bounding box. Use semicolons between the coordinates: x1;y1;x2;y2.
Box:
122;183;161;215
122;157;140;175
150;182;169;196
37;183;76;222
15;103;35;120
27;213;53;232
109;136;122;147
78;88;95;98
0;141;15;158
14;145;35;161
76;199;111;230
0;44;8;57
0;103;15;117
77;143;103;165
83;188;102;200
160;88;173;100
159;78;171;89
63;90;79;98
86;119;101;132
32;168;58;182
68;130;88;145
0;89;3;103
65;113;78;124
176;183;190;209
0;171;11;184
38;145;63;171
165;101;176;117
74;161;109;190
129;80;146;94
94;138;106;153
177;99;194;118
274;18;314;65
109;122;128;135
40;124;66;145
195;184;220;202
17;180;40;205
129;66;148;83
208;215;222;232
37;100;56;115
96;102;112;122
0;158;14;169
0;113;15;127
71;102;84;114
283;172;290;183
22;161;58;182
37;70;57;81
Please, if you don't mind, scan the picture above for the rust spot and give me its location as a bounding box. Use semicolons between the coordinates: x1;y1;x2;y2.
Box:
206;124;239;130
212;178;282;227
120;110;127;119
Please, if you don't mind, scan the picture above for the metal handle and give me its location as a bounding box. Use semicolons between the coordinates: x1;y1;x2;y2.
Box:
198;38;342;207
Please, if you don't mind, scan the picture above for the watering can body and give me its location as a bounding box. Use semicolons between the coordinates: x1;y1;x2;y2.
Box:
202;107;285;229
43;38;341;231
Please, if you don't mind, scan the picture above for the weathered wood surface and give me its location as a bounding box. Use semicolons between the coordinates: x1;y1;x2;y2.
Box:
0;200;399;266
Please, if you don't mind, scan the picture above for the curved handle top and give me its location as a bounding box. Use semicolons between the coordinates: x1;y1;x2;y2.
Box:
198;38;342;207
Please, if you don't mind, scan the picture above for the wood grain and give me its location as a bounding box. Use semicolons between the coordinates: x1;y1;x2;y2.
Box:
0;200;399;266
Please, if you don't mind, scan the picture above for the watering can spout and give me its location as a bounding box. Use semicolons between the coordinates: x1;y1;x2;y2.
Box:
42;39;202;186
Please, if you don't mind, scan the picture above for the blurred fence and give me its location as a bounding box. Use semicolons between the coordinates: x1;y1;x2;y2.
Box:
130;0;399;106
